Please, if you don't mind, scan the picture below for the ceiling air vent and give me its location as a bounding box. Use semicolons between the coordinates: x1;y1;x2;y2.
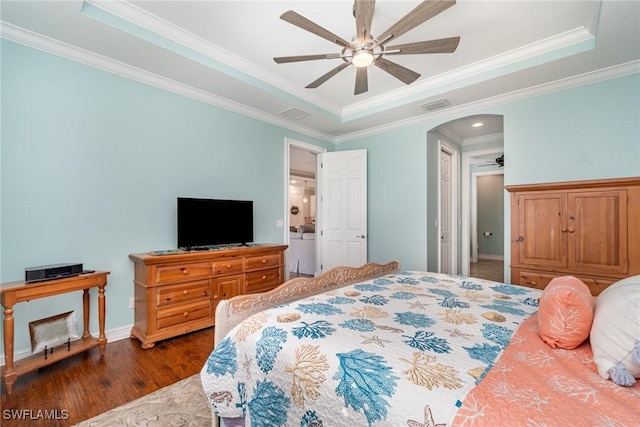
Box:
279;107;310;120
420;98;450;112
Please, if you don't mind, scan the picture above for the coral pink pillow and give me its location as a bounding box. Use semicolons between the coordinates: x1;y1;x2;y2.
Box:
537;276;594;349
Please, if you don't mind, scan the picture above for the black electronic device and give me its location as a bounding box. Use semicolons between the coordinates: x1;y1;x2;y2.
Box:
25;263;83;283
177;197;253;249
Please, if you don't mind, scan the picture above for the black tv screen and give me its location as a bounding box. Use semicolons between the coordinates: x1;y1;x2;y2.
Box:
177;198;253;248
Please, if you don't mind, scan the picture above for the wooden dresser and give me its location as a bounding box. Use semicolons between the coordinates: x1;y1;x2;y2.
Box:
129;244;287;348
506;177;640;295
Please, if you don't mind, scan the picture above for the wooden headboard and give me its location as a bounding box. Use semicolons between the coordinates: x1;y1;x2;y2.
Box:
213;261;400;346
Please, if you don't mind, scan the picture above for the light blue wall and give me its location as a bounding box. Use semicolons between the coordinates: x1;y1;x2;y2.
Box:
338;73;640;276
355;127;429;271
504;75;640;185
0;40;332;353
2;37;639;356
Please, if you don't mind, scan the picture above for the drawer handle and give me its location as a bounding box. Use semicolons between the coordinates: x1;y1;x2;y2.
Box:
183;290;189;295
183;312;189;317
561;227;568;233
226;264;232;269
181;268;189;275
213;294;218;299
526;281;537;287
262;275;267;280
567;227;575;233
261;259;267;264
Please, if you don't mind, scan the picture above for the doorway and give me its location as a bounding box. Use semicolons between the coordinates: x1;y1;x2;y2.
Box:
470;172;505;282
461;147;504;277
285;139;325;279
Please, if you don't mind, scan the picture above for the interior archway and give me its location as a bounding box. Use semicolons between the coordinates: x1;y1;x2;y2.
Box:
427;114;504;279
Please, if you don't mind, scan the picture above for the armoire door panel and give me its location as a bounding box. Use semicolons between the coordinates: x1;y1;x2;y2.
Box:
517;193;567;268
568;190;628;275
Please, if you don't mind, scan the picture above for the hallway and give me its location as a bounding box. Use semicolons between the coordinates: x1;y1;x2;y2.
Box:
469;259;504;283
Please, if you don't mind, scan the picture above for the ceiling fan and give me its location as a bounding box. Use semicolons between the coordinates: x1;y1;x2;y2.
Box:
273;0;460;95
479;154;504;168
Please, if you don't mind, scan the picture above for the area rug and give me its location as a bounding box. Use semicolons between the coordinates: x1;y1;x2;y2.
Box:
76;374;211;426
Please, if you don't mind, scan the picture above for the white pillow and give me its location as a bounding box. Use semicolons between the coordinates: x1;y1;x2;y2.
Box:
590;275;640;386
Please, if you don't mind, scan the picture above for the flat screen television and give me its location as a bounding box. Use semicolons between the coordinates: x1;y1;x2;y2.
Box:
177;197;253;248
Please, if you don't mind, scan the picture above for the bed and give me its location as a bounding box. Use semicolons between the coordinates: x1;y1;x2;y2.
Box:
288;226;316;276
201;262;640;427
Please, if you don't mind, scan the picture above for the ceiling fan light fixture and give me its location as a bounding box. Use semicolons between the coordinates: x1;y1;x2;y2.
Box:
472;122;484;128
351;50;374;67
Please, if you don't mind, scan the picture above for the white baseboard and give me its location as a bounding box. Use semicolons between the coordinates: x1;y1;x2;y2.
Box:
478;254;504;261
0;324;133;366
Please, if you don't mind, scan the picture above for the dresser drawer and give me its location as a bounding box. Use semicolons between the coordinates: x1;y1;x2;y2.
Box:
245;268;281;294
155;262;211;284
517;272;553;291
245;254;281;271
156;299;211;330
517;271;615;296
212;258;244;275
156;280;211;307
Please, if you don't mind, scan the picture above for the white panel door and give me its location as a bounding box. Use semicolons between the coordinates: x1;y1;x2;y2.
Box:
318;150;367;273
440;149;452;274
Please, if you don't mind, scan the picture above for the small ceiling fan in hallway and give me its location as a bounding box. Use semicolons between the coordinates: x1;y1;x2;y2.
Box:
273;0;461;95
479;154;504;168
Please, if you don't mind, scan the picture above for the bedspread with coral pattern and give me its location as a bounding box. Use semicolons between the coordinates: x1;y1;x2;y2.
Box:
451;313;640;426
201;271;540;427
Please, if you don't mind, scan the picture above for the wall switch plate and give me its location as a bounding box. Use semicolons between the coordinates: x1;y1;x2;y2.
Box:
129;297;134;309
276;219;284;228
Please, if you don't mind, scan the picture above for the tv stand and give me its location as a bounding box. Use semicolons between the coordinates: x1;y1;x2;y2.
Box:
129;244;287;348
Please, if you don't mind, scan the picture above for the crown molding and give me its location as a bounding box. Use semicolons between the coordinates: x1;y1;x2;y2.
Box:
82;0;343;118
435;127;461;145
464;133;504;146
433;129;504;147
335;59;640;143
0;21;334;143
341;26;595;120
3;17;636;146
73;0;601;123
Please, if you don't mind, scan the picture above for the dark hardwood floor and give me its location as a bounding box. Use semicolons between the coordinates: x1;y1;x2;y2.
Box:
1;327;214;426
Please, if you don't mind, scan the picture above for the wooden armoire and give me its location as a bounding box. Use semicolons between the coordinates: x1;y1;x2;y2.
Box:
506;177;640;295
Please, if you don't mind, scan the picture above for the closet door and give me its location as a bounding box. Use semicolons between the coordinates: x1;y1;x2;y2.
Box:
568;189;628;275
515;192;567;268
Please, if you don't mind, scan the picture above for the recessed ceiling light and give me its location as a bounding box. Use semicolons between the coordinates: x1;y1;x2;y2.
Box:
472;122;484;128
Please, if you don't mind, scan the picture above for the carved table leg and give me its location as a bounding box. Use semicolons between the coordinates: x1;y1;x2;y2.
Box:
82;289;90;338
97;285;107;356
2;305;16;395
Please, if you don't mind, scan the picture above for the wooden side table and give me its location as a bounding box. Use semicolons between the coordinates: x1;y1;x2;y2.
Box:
0;271;109;395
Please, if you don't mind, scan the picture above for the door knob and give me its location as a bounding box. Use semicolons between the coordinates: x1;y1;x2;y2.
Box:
357;235;366;239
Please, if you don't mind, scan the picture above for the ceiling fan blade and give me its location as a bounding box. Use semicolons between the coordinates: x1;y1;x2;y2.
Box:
354;0;375;42
374;57;421;85
274;53;341;63
385;37;460;55
306;62;350;89
377;0;456;44
354;67;368;95
280;10;350;48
